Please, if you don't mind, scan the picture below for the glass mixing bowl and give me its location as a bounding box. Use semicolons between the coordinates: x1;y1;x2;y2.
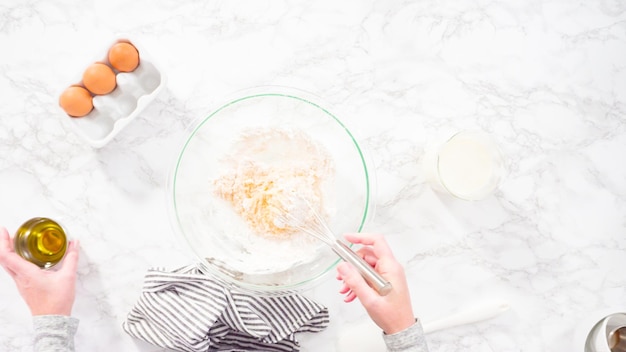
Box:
168;86;372;295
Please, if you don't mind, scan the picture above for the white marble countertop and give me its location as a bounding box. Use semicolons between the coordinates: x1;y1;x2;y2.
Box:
1;1;625;351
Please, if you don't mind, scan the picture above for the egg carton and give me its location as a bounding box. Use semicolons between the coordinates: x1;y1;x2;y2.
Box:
58;38;166;148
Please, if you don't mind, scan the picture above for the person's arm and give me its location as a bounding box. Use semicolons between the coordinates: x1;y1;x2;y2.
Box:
33;315;79;352
382;319;428;352
336;233;429;352
0;227;80;352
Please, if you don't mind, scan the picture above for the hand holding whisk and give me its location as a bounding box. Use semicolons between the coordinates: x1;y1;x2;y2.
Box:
272;195;392;296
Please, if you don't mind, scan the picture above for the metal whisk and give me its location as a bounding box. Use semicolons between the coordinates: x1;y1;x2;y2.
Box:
273;195;392;296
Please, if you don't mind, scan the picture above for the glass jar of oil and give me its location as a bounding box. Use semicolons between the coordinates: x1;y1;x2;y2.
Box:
14;217;67;269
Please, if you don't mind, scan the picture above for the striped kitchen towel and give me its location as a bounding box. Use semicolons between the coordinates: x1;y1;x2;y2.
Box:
122;264;330;352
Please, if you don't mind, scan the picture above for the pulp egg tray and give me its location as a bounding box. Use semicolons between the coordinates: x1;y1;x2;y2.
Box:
58;38;166;148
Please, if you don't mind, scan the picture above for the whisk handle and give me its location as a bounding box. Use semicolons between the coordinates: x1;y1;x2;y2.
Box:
334;240;393;296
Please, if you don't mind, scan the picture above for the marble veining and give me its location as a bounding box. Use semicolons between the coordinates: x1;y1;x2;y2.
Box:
1;0;625;351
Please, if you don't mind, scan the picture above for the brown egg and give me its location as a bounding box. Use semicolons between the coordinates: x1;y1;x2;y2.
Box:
83;63;116;95
59;86;93;117
108;42;140;72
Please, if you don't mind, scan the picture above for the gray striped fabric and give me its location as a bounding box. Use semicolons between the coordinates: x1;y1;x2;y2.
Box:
122;264;330;352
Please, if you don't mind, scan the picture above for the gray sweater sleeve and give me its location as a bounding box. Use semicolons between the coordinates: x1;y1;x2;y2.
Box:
382;319;429;352
33;315;79;352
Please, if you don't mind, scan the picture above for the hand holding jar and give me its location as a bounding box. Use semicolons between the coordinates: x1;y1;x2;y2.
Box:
0;226;80;316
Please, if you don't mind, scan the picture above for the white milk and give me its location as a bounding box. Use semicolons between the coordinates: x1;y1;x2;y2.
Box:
431;131;502;200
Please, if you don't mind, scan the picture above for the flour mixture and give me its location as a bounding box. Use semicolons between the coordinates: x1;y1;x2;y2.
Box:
211;127;336;274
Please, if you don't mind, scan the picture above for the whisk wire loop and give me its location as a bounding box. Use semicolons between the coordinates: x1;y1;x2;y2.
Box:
270;194;393;296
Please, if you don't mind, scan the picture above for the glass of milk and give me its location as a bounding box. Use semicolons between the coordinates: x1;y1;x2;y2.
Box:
427;130;504;200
